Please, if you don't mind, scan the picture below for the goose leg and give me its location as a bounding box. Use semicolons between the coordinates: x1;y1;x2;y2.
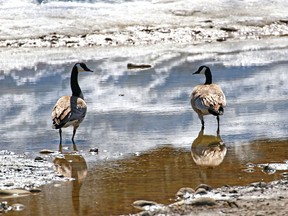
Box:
216;116;220;133
199;115;205;127
72;127;77;144
72;127;78;152
58;129;63;153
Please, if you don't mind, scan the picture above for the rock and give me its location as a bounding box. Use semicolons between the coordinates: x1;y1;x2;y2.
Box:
104;37;113;42
12;203;25;211
279;19;288;24
127;63;152;70
195;184;212;192
0;189;31;199
261;165;276;174
216;37;227;42
34;156;45;162
89;148;99;154
132;200;162;211
29;188;42;195
176;187;195;200
191;197;217;207
281;172;288;179
195;188;208;195
0;201;11;213
250;182;267;188
39;149;54;154
220;27;238;32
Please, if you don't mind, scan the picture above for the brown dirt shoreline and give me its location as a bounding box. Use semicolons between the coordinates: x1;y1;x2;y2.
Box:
129;180;288;216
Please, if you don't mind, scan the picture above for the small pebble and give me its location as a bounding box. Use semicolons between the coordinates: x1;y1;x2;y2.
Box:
12;203;25;211
281;172;288;179
195;184;212;192
29;188;42;195
244;168;255;173
34;156;45;162
127;63;152;70
39;149;54;154
89;148;99;154
262;165;276;174
195;188;208;195
176;187;195;200
246;162;255;168
132;200;160;210
191;197;217;206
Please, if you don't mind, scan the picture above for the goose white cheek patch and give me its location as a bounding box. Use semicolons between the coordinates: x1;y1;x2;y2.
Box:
199;67;206;74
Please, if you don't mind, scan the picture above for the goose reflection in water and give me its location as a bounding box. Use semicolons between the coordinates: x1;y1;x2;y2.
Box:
53;151;88;215
191;127;227;167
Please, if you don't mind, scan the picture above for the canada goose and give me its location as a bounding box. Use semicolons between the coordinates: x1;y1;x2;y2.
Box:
191;65;226;128
51;63;93;150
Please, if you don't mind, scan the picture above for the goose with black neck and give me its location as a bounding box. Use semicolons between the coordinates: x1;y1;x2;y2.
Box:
191;65;226;130
51;63;93;151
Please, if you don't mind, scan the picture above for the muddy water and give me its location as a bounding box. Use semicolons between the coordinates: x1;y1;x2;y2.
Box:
1;45;288;215
5;139;288;215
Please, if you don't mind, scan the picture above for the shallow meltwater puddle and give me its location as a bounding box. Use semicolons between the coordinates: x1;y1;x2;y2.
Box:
3;138;287;215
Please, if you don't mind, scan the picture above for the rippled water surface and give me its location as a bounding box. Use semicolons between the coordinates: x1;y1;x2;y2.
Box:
1;41;288;215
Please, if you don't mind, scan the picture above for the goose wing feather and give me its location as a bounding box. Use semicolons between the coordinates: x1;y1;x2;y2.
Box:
69;96;87;122
52;96;87;129
192;84;226;113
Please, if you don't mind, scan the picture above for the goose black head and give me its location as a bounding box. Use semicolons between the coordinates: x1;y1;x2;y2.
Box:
193;65;212;85
193;65;210;75
75;63;93;73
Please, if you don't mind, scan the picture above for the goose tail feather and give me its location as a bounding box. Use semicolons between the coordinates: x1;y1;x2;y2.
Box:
208;106;224;116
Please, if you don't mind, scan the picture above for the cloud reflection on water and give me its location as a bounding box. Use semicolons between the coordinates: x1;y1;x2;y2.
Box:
0;43;287;158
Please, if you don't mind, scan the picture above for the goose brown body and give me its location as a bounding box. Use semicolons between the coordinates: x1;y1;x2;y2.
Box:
191;66;226;128
51;63;93;149
52;95;87;129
